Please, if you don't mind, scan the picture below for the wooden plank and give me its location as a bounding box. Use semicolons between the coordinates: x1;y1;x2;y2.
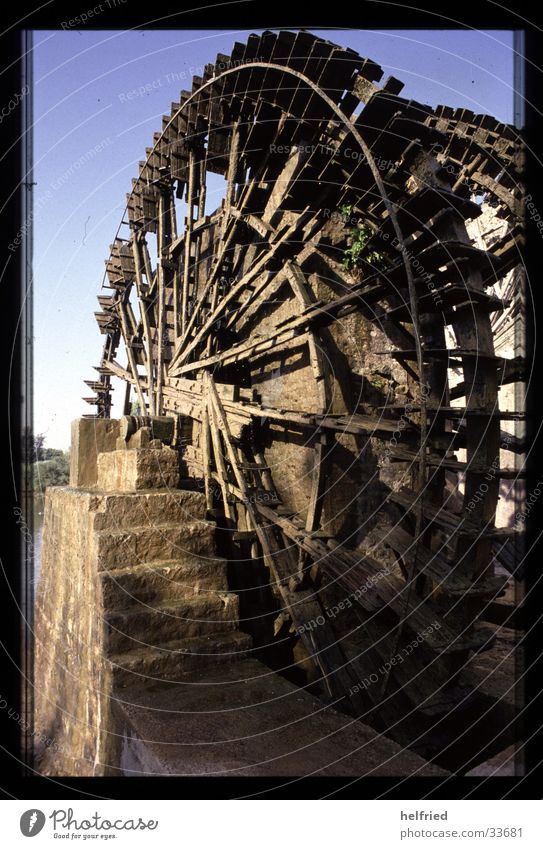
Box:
388;447;526;476
388;487;512;538
231;207;275;239
222;120;240;237
207;392;236;521
262;143;308;224
181;150;196;337
156;193;166;414
386;526;507;595
285;260;325;383
116;300;147;412
141;236;154;289
283;259;333;543
224;268;283;331
101;359;143;386
377;572;494;654
132;234;156;415
201;386;214;511
252;450;276;494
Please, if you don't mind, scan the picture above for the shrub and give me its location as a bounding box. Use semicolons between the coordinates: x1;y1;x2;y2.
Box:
33;454;70;493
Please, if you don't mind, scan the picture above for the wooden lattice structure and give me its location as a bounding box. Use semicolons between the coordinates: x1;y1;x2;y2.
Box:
86;31;525;722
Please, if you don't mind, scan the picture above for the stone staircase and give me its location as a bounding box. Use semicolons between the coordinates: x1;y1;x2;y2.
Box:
91;484;252;691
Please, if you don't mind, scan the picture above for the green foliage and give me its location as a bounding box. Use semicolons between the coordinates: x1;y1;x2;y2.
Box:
339;206;388;272
21;430;70;494
343;223;374;270
32;454;70;493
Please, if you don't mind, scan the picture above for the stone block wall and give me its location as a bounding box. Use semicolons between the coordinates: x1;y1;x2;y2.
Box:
34;487;113;775
70;418;120;488
34;427;250;776
96;447;180;491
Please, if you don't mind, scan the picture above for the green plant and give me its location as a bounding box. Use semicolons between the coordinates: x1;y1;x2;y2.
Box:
339;211;388;272
32;453;70;493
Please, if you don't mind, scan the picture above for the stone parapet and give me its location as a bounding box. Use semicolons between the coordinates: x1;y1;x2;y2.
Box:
96;447;180;492
70;418;120;488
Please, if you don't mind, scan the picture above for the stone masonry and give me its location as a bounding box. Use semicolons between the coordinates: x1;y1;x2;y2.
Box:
34;419;250;776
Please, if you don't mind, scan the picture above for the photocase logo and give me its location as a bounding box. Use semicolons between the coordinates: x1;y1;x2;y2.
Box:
20;810;46;837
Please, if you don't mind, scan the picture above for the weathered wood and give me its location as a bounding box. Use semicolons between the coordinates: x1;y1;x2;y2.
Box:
103;359;147;387
163;377;417;440
168;275;388;377
201;384;214;511
155;193;167;414
116;300;147;412
222;120;240;237
181;150;196;337
91;30;525;719
172;209;315;369
386;525;507;595
207;392;236;521
132;235;156;415
206;372;373;704
169;176;262;361
388;487;512;539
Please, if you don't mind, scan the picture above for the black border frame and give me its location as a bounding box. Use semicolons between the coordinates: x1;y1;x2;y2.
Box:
1;0;541;800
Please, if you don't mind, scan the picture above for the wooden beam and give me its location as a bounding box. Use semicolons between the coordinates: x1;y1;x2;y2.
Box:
101;358;145;386
156;193;166;414
201;387;214;511
163;378;417;439
207;392;236;521
181;150;196;336
222;120;240;238
132;234;156;415
116;301;147;412
284;259;334;560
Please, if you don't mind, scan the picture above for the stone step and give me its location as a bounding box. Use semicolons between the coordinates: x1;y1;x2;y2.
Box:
97;446;179;492
101;557;229;609
110;630;253;689
115;658;449;777
95;521;216;570
90;489;207;531
105;592;239;654
465;743;521;777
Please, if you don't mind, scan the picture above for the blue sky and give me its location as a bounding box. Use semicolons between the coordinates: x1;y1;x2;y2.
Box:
32;28;516;448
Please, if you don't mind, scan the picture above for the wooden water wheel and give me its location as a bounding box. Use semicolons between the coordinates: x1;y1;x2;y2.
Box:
86;30;525;725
